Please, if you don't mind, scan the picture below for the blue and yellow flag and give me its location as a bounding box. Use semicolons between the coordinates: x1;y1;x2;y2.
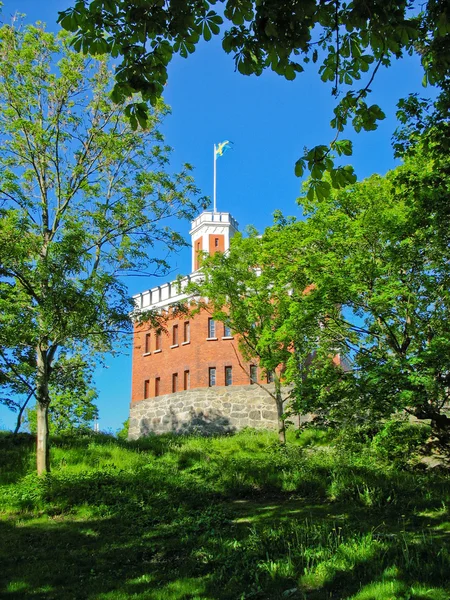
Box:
215;140;232;157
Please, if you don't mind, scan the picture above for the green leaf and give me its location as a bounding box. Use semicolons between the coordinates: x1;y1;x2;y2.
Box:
295;159;305;178
203;24;212;42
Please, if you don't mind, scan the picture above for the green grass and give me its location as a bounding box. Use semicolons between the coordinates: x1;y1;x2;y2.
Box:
0;428;449;599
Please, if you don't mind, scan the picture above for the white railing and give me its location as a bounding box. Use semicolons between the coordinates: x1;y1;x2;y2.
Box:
133;271;204;312
190;211;239;231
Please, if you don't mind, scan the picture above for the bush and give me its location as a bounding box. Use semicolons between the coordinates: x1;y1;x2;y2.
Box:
370;419;431;464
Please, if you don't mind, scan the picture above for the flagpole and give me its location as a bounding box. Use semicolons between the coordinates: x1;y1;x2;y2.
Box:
213;143;217;213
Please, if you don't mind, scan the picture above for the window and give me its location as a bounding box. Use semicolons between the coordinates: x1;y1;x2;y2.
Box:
184;321;190;343
184;370;190;390
267;370;274;384
155;331;162;350
172;324;178;346
172;373;178;393
144;333;151;353
144;379;150;398
208;318;216;338
209;367;216;387
195;240;202;269
250;365;258;384
223;323;232;338
155;377;160;397
215;237;219;247
225;366;232;386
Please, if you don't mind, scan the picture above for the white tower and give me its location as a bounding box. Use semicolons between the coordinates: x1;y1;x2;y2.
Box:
189;211;239;272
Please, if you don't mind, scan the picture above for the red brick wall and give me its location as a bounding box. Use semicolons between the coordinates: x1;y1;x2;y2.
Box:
131;308;266;404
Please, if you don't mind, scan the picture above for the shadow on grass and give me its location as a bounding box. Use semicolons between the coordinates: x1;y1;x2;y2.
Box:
0;433;35;484
1;473;450;599
1;434;450;599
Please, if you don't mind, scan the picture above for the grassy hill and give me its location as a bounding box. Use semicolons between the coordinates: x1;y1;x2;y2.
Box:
0;428;449;599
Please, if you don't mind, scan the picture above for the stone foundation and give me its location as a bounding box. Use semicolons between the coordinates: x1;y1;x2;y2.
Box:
128;385;287;439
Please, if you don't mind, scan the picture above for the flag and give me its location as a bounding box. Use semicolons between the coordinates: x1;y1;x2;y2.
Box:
215;140;232;157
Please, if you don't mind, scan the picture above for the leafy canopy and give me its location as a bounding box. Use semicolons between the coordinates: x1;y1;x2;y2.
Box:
58;0;450;196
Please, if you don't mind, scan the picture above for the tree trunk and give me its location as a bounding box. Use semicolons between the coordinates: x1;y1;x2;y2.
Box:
36;347;51;474
275;376;286;445
36;401;50;474
413;403;450;447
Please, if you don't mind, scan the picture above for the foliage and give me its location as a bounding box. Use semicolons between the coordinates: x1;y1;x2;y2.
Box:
247;109;450;444
117;418;129;441
0;23;206;472
0;430;449;599
58;0;450;196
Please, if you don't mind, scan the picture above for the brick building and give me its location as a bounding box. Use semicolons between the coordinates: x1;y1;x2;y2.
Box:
129;210;284;439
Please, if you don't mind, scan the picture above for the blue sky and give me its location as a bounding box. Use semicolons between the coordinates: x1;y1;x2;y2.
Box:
0;0;435;432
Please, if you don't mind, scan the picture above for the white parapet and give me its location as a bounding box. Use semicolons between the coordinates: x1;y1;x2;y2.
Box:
133;271;204;313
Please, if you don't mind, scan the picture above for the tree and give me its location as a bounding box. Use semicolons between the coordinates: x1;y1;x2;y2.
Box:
0;23;206;474
58;0;450;193
269;115;450;444
188;230;294;443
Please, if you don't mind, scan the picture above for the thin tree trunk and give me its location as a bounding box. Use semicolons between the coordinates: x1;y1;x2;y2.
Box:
275;376;286;445
13;388;35;435
36;401;50;474
36;347;51;474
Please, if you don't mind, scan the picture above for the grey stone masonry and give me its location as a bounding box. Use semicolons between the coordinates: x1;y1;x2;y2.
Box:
128;384;286;439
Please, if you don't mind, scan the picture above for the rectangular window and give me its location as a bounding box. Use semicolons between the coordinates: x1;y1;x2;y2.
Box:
208;318;216;338
209;367;216;387
172;324;178;346
155;377;160;397
184;370;190;390
144;379;150;398
225;366;232;386
215;237;219;247
172;373;178;393
223;323;232;337
267;370;274;384
250;365;258;384
184;321;190;343
155;331;162;350
144;333;151;353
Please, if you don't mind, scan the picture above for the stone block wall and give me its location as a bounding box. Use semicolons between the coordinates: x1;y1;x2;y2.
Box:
128;384;285;439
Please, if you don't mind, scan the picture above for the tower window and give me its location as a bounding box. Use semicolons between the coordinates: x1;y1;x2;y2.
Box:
215;237;219;247
172;373;178;393
172;324;178;346
208;318;216;338
184;370;190;390
144;379;150;399
223;323;232;337
155;377;160;397
225;366;232;386
145;333;151;353
184;321;190;343
209;367;216;387
250;365;258;384
155;331;162;350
